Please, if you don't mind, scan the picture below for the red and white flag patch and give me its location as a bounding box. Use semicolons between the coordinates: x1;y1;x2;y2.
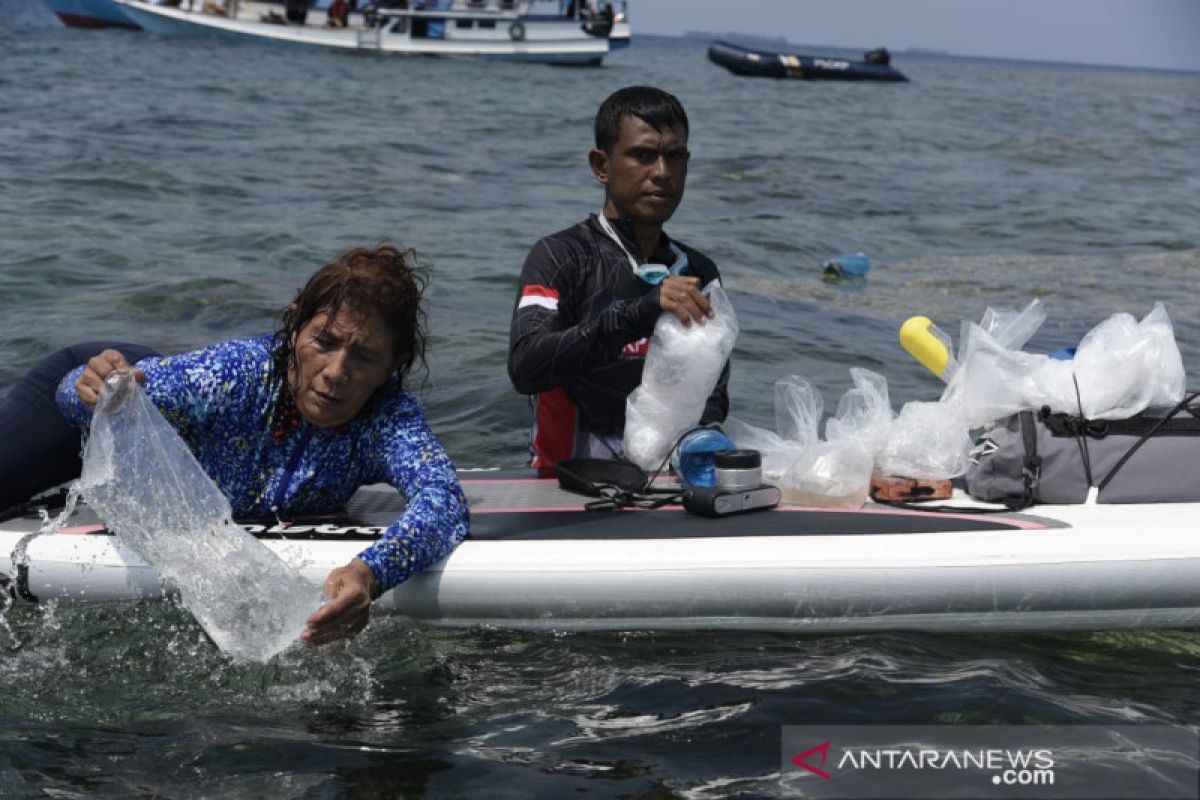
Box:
519;285;559;311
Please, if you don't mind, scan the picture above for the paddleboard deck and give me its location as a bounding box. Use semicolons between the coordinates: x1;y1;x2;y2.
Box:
3;471;1199;633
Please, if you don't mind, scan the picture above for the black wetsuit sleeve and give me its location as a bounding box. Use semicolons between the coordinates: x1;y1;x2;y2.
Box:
508;236;662;395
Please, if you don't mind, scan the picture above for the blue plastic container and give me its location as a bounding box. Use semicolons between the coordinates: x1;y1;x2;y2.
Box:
1051;347;1077;361
821;253;871;280
672;427;737;487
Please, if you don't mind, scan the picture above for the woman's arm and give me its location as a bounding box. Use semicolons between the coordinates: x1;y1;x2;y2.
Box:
302;392;468;645
359;394;469;592
57;338;264;429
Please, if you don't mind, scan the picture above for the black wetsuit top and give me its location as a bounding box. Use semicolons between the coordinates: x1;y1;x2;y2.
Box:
508;214;730;467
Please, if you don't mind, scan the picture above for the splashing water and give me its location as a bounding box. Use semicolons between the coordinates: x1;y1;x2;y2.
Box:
37;482;82;536
78;372;325;663
0;586;20;651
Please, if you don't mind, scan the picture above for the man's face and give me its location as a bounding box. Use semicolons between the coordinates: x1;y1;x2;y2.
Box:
592;115;690;227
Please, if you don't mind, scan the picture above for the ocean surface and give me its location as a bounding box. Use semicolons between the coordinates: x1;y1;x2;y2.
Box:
2;5;1200;797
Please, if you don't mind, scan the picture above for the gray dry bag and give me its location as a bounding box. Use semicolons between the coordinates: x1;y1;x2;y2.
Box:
965;392;1200;506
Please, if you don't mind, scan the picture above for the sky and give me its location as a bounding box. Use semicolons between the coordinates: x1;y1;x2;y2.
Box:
631;0;1200;72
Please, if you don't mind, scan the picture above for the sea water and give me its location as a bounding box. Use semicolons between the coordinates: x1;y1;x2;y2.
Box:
0;12;1198;797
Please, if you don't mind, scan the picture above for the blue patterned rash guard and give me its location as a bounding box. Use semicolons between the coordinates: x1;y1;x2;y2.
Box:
56;335;469;595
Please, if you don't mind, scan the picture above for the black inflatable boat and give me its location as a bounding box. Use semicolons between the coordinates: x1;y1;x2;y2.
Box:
708;40;908;82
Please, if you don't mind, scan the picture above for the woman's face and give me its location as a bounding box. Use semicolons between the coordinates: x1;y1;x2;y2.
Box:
289;308;396;428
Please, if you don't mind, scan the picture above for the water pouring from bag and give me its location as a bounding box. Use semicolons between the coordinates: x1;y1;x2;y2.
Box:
79;372;324;663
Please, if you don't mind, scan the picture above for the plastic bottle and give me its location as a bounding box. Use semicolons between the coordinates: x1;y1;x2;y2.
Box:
821;253;871;280
671;427;737;487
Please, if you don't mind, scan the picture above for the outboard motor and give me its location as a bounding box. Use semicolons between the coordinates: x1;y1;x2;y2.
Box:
863;47;891;66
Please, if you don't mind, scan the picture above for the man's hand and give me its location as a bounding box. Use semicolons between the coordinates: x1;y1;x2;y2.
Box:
658;275;713;327
302;559;379;646
75;349;146;409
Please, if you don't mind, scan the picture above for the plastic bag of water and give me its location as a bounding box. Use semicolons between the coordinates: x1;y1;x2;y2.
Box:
777;368;894;508
79;372;324;662
623;283;739;471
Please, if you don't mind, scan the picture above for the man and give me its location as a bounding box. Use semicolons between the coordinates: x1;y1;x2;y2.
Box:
508;85;729;468
326;0;348;26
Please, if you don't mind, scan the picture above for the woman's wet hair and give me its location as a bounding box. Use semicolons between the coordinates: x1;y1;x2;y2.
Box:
272;245;428;389
594;85;689;153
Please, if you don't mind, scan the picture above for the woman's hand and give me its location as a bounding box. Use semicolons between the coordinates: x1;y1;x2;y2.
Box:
75;349;146;409
302;558;379;646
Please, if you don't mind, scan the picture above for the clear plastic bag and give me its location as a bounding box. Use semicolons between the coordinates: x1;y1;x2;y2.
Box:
778;438;874;509
622;388;676;471
774;374;823;449
623;283;739;470
878;300;1185;480
877;400;972;480
722;374;821;482
973;298;1046;352
715;376;820;482
944;302;1185;426
824;368;894;453
776;368;895;508
942;326;1060;428
80;372;324;663
721;418;804;483
1069;303;1185;419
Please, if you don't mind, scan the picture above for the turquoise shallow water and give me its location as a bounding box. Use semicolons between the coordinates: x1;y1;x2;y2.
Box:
2;7;1200;797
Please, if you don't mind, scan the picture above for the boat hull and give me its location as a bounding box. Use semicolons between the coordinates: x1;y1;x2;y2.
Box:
112;1;615;65
5;474;1199;634
43;0;139;29
708;39;908;82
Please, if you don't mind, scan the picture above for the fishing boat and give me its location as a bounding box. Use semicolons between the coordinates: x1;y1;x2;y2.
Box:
108;0;631;65
4;471;1199;634
708;39;908;82
43;0;139;29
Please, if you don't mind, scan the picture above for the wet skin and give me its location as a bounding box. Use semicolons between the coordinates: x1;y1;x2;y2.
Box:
288;309;395;430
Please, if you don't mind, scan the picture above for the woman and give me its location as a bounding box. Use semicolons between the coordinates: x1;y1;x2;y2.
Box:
30;245;467;645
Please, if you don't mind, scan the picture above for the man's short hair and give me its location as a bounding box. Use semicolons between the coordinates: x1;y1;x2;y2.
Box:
594;86;689;153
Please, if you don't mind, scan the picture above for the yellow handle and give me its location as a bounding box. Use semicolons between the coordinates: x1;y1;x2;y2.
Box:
899;315;951;378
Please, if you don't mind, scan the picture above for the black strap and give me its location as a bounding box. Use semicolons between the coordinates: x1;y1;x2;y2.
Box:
1014;410;1040;510
583;486;685;512
1068;377;1094;489
1097;389;1200;493
556;427;695;513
